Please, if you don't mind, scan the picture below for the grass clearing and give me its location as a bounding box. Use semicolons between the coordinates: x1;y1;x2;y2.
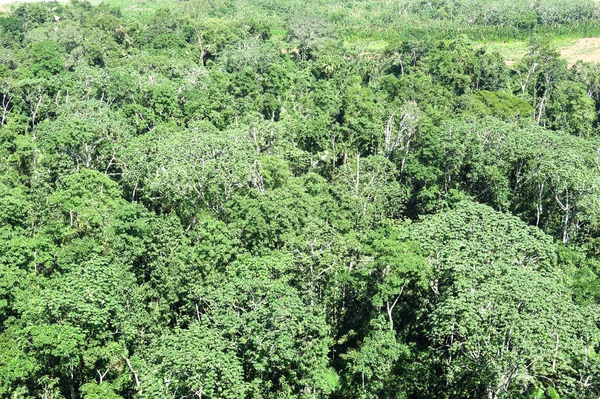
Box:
479;37;600;66
559;37;600;65
478;41;529;64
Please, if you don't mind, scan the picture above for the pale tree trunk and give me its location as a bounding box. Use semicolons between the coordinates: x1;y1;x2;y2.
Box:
1;93;12;125
385;283;405;331
123;356;142;395
536;181;544;227
383;103;419;172
511;63;537;96
69;364;75;399
97;366;110;384
555;188;570;244
355;151;360;196
31;91;44;134
536;86;549;124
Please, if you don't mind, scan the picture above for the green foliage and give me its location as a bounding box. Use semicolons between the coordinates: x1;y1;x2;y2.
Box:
1;1;600;398
35;100;134;174
408;116;600;241
547;80;597;136
28;41;64;78
140;325;247;398
470;90;534;119
404;202;599;398
0;17;24;46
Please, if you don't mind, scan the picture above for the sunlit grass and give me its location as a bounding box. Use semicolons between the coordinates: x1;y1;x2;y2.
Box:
478;41;529;63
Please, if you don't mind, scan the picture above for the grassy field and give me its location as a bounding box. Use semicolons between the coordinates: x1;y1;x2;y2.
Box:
480;37;600;66
479;41;531;65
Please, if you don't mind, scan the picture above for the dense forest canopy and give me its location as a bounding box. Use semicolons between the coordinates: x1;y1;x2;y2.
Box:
2;0;600;398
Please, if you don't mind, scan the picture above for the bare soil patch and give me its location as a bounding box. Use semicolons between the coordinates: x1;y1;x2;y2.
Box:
560;37;600;66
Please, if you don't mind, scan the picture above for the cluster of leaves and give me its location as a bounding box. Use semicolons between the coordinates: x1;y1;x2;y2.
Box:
2;1;600;398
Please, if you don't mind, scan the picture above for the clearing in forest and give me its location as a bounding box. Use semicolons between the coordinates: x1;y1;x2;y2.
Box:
485;37;600;67
560;37;600;65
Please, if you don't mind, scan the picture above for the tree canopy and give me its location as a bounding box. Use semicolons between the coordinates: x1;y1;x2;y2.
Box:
2;0;600;398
